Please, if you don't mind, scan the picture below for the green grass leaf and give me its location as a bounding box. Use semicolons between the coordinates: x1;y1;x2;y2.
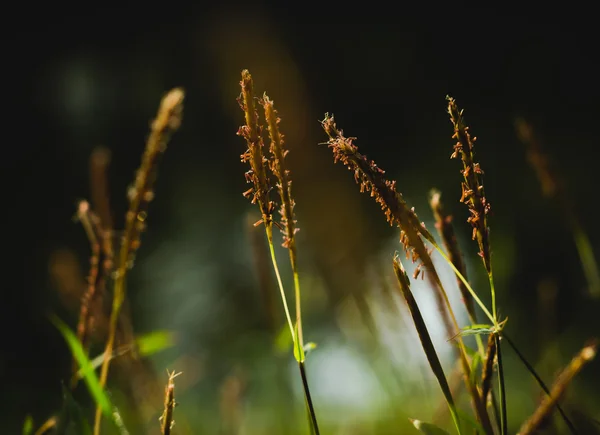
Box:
409;419;451;435
293;323;305;362
22;415;34;435
72;330;177;382
50;314;112;418
135;329;177;355
450;324;494;340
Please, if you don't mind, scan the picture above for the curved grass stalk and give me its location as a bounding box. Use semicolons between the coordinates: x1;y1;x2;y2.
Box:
265;224;295;339
430;243;494;325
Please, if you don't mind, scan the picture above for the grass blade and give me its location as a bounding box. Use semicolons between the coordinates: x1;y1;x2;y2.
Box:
393;257;461;435
50;314;112;418
22;415;34;435
410;419;452;435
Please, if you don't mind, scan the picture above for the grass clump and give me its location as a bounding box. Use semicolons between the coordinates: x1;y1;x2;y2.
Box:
32;70;599;435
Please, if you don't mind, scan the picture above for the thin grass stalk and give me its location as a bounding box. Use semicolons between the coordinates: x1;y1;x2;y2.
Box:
430;190;476;321
94;88;184;435
447;97;506;433
72;201;101;389
265;224;295;338
88;146;116;348
503;333;577;433
518;340;597;435
495;334;507;435
237;70;294;338
393;257;461;435
90;147;114;231
299;361;320;435
238;71;318;433
262;94;303;347
262;94;319;433
481;332;497;406
430;190;486;357
321;116;493;433
247;212;278;331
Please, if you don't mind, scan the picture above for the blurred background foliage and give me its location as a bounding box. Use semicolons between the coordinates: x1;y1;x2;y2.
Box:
5;5;600;434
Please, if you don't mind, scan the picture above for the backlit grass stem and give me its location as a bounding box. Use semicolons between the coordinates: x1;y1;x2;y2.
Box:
238;71;319;434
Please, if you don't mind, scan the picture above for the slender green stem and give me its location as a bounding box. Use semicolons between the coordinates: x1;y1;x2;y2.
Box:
430;242;495;324
291;263;304;348
299;362;320;435
265;224;295;339
94;264;126;435
487;268;507;435
489;272;497;324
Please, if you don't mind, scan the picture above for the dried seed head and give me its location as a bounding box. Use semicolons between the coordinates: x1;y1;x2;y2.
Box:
447;96;491;273
237;70;274;225
261;94;298;250
125;87;185;266
321;114;436;273
161;370;182;435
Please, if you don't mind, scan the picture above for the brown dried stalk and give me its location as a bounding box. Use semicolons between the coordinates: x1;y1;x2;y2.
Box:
160;370;181;435
90;147;114;231
320;115;436;272
89;146;116;293
261;94;304;347
481;332;498;405
447;97;491;274
322;114;493;434
430;190;476;323
73;149;117;387
72;201;102;388
94;87;184;435
261;94;298;250
518;340;598;435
